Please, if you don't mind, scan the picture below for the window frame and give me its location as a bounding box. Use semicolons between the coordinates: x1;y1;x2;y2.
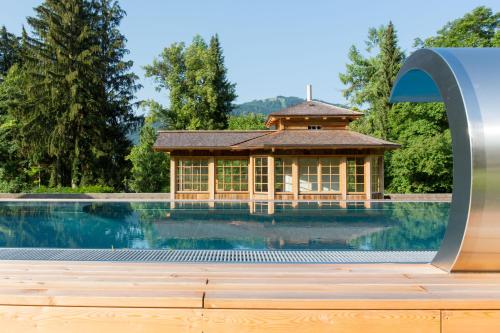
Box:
275;157;293;193
347;157;365;194
319;157;341;193
215;158;249;193
253;156;269;193
371;156;382;193
176;158;209;193
299;158;319;193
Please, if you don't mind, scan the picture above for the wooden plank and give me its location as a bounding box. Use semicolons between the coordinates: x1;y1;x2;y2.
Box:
0;278;207;291
0;306;202;333
204;291;500;310
0;289;203;308
202;309;440;333
442;310;500;333
206;279;424;292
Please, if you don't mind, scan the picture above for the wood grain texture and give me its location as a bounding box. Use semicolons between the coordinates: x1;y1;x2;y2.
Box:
442;310;500;333
0;306;202;333
0;262;500;331
202;309;440;333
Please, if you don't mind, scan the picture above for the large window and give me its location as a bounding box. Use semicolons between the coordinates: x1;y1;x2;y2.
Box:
320;158;341;192
254;157;268;193
275;158;293;192
371;157;381;193
176;159;209;192
216;159;248;192
347;157;365;193
299;158;318;192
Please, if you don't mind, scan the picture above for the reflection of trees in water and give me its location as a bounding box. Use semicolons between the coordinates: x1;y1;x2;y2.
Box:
0;201;450;250
0;202;141;249
349;202;449;250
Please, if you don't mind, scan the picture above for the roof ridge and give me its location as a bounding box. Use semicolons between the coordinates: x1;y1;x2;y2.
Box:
230;131;275;146
157;130;274;133
311;100;364;114
347;130;399;145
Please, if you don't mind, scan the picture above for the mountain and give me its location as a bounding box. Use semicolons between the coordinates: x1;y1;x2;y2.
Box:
232;96;304;116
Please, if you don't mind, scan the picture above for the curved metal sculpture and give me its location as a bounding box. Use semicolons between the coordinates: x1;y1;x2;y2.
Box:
390;48;500;272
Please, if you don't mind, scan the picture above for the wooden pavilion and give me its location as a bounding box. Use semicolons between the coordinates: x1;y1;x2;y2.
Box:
154;86;399;201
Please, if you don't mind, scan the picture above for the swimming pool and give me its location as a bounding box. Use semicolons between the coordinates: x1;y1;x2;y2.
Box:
0;201;448;251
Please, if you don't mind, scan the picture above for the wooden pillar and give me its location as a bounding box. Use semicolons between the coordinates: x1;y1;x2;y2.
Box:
340;157;347;201
170;156;176;201
208;157;215;201
267;202;275;214
317;158;322;193
248;156;254;200
379;156;385;197
292;157;299;201
365;156;372;200
267;155;275;200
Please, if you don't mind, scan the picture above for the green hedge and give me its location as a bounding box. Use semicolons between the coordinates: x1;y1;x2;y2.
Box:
30;185;115;193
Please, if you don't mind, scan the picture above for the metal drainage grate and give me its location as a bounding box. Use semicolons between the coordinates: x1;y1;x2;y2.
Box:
0;248;436;263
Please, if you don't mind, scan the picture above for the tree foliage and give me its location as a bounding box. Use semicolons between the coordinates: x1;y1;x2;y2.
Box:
0;0;140;191
144;34;236;130
0;26;21;80
340;7;498;193
228;113;267;130
340;22;404;140
415;6;499;47
127;114;169;193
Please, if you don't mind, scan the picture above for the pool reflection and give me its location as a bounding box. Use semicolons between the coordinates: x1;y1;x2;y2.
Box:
0;201;449;251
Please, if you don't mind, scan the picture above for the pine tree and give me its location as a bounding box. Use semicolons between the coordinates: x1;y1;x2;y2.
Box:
374;22;404;140
127;116;169;193
207;34;237;129
0;26;21;79
17;0;139;189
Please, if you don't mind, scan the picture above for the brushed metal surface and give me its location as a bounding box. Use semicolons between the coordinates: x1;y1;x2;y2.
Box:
390;48;500;272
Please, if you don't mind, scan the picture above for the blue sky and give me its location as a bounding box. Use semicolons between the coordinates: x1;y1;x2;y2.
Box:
1;0;498;107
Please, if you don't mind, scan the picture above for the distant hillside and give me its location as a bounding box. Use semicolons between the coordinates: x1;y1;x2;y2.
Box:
233;96;304;116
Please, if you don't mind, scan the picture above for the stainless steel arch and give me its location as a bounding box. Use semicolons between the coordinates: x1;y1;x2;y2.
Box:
390;48;500;272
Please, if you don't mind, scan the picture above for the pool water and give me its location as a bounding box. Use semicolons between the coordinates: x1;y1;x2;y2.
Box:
0;201;449;251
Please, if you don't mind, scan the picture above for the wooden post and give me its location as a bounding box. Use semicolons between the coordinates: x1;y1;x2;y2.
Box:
317;158;322;193
292;157;299;201
170;156;176;201
248;156;254;200
379;156;385;198
365;156;372;200
208;157;215;201
268;155;275;200
340;157;347;200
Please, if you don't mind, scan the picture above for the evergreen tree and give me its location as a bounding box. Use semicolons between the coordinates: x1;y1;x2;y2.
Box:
207;34;237;129
144;34;236;130
0;26;21;80
375;22;404;140
340;22;404;140
127;116;169;193
16;0;139;189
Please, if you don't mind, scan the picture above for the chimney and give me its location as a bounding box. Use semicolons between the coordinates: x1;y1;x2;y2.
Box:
306;84;312;102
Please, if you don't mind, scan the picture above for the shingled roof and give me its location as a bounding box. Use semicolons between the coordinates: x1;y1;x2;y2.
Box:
268;100;363;117
236;130;399;149
153;130;273;150
154;129;399;150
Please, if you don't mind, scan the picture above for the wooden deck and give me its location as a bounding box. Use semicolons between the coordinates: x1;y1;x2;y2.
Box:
0;261;500;332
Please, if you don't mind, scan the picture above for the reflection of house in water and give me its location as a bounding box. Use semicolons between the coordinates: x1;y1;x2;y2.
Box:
154;202;390;250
